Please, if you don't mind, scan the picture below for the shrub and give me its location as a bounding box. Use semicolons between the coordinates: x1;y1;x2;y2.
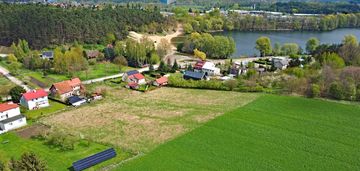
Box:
309;84;321;98
0;160;5;171
328;82;344;100
9;152;47;171
356;87;360;101
225;79;238;91
45;131;76;151
168;75;226;90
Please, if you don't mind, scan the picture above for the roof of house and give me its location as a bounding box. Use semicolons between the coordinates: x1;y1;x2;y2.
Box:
133;73;145;80
184;71;205;79
51;78;82;95
155;76;168;84
202;62;218;70
42;51;54;57
22;89;48;101
126;70;139;76
0;114;25;124
0;103;19;112
68;96;85;104
127;82;139;88
194;61;206;70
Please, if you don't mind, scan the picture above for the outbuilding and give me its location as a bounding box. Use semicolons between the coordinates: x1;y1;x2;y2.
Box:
183;71;206;80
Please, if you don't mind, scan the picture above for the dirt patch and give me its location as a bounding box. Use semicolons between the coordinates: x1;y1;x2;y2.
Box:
29;76;48;88
16;124;50;139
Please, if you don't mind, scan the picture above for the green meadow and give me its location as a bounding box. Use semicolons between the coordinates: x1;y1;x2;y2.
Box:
120;95;360;171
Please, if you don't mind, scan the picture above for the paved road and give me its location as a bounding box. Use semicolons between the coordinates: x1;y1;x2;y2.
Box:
0;65;31;91
82;65;158;84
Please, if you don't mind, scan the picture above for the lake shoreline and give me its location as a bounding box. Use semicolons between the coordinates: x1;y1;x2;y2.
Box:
212;28;360;57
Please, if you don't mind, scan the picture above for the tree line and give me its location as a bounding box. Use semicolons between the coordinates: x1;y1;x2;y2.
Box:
0;4;174;49
177;8;360;33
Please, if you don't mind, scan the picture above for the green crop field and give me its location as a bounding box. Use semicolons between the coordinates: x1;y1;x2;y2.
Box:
120;95;360;171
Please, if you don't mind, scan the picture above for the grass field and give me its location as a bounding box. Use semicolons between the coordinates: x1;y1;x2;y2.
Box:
0;76;15;97
0;133;131;171
120;95;360;171
41;86;259;152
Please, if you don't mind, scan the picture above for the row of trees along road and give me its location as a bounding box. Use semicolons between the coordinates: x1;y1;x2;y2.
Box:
0;4;175;49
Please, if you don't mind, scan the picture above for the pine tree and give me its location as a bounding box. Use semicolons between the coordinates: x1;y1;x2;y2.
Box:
172;60;179;71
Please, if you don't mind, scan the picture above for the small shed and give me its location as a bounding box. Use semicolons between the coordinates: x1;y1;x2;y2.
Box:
153;76;168;86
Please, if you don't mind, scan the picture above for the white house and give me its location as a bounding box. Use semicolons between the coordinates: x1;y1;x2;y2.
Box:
0;102;27;134
49;78;82;102
201;62;221;76
20;89;49;110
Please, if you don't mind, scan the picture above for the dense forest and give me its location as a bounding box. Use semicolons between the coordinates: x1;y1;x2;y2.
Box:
0;4;174;48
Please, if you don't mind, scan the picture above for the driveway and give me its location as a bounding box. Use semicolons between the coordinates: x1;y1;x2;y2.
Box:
0;65;30;91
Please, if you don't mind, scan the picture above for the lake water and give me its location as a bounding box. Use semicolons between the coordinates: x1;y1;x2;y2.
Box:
213;28;360;57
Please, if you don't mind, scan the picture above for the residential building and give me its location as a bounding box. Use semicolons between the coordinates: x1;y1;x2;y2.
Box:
194;61;221;76
128;73;146;85
40;51;54;60
122;70;139;82
123;70;146;85
20;89;49;110
49;78;82;101
0;102;26;134
272;57;289;70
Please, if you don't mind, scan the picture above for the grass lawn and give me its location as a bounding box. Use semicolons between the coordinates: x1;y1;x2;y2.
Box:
23;100;67;121
120;95;360;171
0;76;15;97
0;133;132;171
41;86;259;152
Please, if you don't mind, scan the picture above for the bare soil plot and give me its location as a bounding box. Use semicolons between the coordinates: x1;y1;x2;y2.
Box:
16;124;50;139
41;87;259;152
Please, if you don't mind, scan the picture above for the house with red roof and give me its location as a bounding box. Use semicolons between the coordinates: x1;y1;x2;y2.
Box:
127;73;146;85
49;78;82;101
123;70;146;85
0;102;26;134
20;89;49;110
153;76;168;87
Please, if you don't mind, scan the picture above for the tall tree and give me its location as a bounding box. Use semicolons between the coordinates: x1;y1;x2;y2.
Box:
9;86;26;103
306;37;320;54
255;36;272;57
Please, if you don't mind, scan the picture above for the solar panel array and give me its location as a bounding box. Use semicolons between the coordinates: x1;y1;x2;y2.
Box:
72;148;117;171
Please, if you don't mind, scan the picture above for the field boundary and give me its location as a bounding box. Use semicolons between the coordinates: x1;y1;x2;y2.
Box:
99;152;144;171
